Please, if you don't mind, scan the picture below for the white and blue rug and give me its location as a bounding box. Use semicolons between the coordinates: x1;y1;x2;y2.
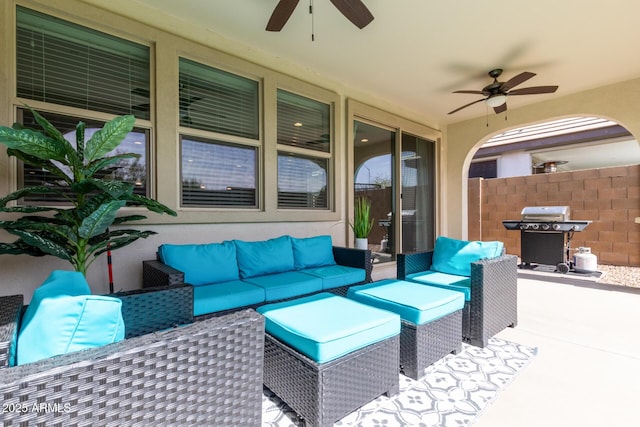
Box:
262;337;537;426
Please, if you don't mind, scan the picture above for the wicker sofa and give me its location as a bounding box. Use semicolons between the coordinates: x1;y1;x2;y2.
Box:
143;235;372;318
397;237;518;347
0;285;265;426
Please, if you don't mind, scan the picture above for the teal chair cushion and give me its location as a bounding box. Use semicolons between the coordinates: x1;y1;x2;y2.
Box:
406;270;471;301
291;235;336;269
234;236;295;278
159;241;239;286
192;280;265;316
348;279;465;325
17;271;125;365
257;292;400;364
243;271;323;301
301;265;366;290
431;236;504;277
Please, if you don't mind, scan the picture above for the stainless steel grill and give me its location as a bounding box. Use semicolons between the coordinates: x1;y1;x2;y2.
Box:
502;206;592;273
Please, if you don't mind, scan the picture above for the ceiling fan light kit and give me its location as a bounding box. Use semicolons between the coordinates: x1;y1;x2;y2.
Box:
486;94;507;108
448;68;558;115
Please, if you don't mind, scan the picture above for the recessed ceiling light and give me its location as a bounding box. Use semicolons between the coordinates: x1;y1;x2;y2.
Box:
294;122;303;127
361;138;369;143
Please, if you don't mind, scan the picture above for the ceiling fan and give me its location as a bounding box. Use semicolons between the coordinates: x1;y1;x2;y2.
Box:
448;69;558;115
266;0;374;32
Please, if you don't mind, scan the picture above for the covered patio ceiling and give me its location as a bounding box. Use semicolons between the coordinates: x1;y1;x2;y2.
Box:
88;0;640;126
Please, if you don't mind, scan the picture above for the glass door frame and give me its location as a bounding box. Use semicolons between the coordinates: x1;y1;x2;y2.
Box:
346;99;443;258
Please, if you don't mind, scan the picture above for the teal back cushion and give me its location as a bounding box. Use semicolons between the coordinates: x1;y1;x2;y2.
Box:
291;235;336;269
234;236;294;278
431;236;504;276
159;241;239;286
17;270;125;365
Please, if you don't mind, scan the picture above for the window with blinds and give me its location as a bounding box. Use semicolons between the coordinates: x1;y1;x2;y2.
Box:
16;6;150;120
179;58;259;139
277;90;331;209
181;137;257;207
277;153;328;209
277;90;330;153
18;108;149;204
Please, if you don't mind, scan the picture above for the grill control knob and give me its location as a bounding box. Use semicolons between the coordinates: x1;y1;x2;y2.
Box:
542;223;550;230
553;224;561;231
531;223;539;230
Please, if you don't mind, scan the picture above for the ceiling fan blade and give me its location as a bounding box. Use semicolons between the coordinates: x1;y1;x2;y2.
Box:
493;103;507;114
266;0;300;31
508;85;559;95
453;90;486;95
329;0;374;29
501;71;536;91
447;98;485;115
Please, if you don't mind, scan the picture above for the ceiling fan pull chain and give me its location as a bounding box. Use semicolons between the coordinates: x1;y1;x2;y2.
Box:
310;0;315;41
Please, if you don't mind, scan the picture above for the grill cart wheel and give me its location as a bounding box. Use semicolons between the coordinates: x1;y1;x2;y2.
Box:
557;262;570;274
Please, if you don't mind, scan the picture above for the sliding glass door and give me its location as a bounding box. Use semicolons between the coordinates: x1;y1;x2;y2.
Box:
353;121;435;262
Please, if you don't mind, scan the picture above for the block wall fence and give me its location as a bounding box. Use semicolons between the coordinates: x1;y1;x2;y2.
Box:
468;164;640;266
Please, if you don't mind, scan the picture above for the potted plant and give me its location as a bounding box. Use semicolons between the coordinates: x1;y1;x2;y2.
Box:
350;196;374;250
0;107;176;276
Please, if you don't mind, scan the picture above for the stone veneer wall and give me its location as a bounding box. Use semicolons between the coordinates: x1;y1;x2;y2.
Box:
468;165;640;266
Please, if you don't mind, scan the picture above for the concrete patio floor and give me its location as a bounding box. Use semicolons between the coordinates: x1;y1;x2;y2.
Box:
474;271;640;427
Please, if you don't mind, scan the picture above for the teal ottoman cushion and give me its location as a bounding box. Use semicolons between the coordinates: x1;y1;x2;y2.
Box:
301;265;366;290
193;280;266;316
347;279;465;325
257;292;400;363
243;271;323;301
406;271;471;301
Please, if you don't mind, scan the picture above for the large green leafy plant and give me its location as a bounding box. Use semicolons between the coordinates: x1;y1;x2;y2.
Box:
0;108;176;275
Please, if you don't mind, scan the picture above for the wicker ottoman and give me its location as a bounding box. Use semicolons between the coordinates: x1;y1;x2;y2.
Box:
257;292;400;427
348;279;465;380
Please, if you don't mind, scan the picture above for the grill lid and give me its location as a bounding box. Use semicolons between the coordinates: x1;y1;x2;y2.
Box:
521;206;570;222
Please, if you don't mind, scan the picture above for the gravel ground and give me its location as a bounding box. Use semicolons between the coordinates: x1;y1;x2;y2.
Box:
596;264;640;288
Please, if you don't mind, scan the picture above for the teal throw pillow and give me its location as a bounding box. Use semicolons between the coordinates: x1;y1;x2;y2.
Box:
291;235;336;269
17;270;125;365
431;236;504;276
234;236;294;278
159;241;239;286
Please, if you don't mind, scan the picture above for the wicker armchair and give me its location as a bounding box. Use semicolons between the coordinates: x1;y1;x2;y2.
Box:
397;251;518;347
0;285;265;426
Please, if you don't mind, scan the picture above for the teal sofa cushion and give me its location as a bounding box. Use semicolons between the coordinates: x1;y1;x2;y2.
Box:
17;271;125;365
234;236;294;278
431;236;504;277
257;292;400;364
301;265;366;290
159;241;239;286
348;279;465;325
192;280;265;316
291;235;336;269
243;271;323;301
406;271;471;301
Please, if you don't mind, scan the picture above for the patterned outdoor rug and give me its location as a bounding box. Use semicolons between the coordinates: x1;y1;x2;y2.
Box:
262;337;537;426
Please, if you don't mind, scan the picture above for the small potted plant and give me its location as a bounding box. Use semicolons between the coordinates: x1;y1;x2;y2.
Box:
350;196;374;250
